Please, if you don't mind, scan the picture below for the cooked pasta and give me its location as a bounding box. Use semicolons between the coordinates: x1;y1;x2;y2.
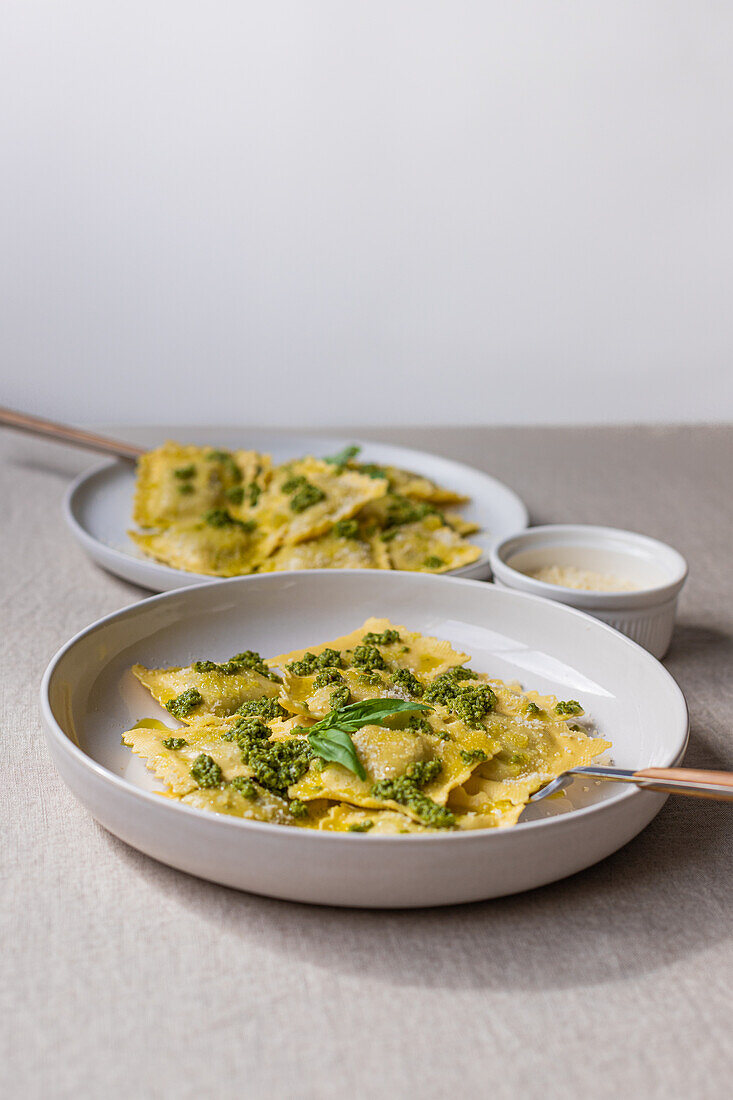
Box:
124;619;611;833
129;442;481;576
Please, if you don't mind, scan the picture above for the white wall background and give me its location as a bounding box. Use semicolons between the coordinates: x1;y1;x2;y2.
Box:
1;1;732;427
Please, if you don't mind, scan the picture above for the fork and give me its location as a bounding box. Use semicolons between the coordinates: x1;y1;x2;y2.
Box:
529;765;733;803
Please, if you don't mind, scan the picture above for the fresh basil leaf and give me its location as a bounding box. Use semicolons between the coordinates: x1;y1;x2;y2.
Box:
307;728;367;780
324;444;361;468
312;697;432;735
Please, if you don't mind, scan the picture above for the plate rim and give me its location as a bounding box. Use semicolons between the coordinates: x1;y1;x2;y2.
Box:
40;570;689;844
62;430;530;588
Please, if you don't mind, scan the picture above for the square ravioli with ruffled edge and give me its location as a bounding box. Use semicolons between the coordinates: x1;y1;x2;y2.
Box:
132;648;283;722
133;441;271;529
122;620;612;833
249;456;388;549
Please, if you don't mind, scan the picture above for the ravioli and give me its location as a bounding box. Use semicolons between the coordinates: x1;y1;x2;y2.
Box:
381;515;482;573
130;442;483;576
122;717;255;794
268;617;469;681
260;529;389;572
121;622;612;834
129;520;271;577
132;657;280;721
133;441;269;529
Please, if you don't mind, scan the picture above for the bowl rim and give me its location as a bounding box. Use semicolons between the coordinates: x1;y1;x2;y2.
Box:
490;524;688;609
40;569;689;844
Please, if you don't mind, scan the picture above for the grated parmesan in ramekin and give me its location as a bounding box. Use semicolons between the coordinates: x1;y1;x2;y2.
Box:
527;564;639;592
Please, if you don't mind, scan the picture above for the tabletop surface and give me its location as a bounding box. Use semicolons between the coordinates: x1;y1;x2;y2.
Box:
2;423;732;1099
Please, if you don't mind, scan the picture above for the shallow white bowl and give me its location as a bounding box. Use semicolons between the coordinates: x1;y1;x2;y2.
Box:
490;525;688;659
64;429;528;590
41;571;688;908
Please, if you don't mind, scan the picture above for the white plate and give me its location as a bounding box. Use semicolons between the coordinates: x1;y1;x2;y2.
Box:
64;430;528;590
41;571;688;907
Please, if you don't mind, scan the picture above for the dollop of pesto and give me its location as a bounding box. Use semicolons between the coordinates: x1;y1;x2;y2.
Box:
356;463;388;480
525;701;543;717
174;464;196;480
286;649;343;675
206;450;242;483
459;748;488;766
191;753;223;788
384;496;440;530
165;688;203;719
225;486;245;505
203;508;254;531
357;669;384;687
391;668;424;697
162;736;188;750
362;628;401;646
333;519;360;539
248;482;262;506
193;650;281;682
231;776;259;800
348;820;374;832
235;695;288;720
329;685;350;710
423;556;444;570
177;483;195;495
313;667;345;689
222;716;312;792
556;700;583;716
423;672;497;728
290;482;326;513
372;760;454;828
407;714;433;735
352;644;387;671
288;798;309;819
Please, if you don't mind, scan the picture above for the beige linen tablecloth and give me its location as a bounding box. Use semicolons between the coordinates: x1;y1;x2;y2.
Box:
2;425;732;1099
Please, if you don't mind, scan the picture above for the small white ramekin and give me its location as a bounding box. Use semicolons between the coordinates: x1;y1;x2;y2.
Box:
489;525;688;659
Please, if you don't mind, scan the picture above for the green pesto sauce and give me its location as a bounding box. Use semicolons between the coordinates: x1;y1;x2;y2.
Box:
191;753;222;788
333;519;360;539
357;670;384;688
286;649;343;675
556;700;583;716
235;695;288;720
248;482;262;506
459;748;488;765
348;820;374;832
288;798;309;819
371;760;454;828
162;736;188;750
391;668;424;697
206;450;242;483
352;644;387;671
193;650;281;682
173;464;196;479
221;716;312;792
384;496;440;530
203;508;254;532
313;667;345;689
177;483;194;495
525;701;543;717
291;483;326;513
407;714;433;735
423;672;497;728
165;688;203;719
329;685;350;710
231;776;259;800
225;485;245;505
423;556;444;570
362;629;401;646
357;464;388;480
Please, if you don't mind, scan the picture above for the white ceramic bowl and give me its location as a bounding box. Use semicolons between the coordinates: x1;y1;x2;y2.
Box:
41;570;688;907
490;525;688;659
